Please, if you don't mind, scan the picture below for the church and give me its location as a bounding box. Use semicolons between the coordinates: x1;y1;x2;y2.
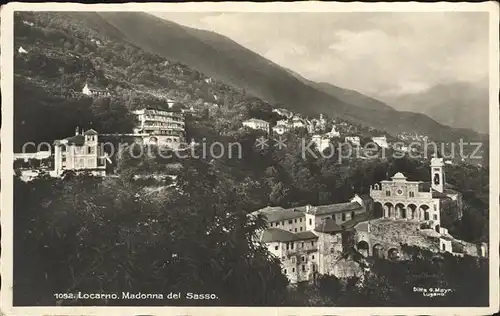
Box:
369;157;463;231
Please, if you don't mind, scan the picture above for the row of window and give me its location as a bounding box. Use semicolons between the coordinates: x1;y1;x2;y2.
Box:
64;158;97;168
385;190;416;197
283;264;315;275
285;241;316;251
270;217;313;227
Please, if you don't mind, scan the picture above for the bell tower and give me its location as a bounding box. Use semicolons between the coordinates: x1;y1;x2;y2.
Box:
430;156;445;193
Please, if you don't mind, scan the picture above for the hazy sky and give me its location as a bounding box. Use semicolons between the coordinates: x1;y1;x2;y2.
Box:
152;12;489;97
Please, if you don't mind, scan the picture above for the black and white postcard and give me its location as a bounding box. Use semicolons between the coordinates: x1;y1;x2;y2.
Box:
1;2;499;315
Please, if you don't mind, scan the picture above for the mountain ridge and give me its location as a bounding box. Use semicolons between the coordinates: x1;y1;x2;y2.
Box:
20;11;486;141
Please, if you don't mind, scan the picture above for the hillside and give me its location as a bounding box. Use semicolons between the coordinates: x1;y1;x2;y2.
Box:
378;81;489;134
14;11;485;143
51;11;483;142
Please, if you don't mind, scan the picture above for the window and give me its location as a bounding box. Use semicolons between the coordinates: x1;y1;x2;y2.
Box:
433;214;438;220
300;218;303;222
294;228;297;232
351;211;355;219
301;256;306;262
289;229;292;232
281;221;285;226
291;257;296;263
294;219;297;223
300;227;303;231
309;219;312;225
292;268;295;272
385;190;391;196
274;246;278;251
288;220;293;224
311;241;315;247
442;244;446;251
302;265;306;272
286;243;290;250
275;222;279;227
284;269;287;274
409;191;415;197
301;242;304;248
62;157;66;162
312;255;315;260
342;213;346;221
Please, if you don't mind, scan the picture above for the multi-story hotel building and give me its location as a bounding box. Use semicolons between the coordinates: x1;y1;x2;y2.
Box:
132;108;186;148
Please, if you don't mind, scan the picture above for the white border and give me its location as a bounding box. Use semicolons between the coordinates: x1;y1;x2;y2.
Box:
1;2;499;316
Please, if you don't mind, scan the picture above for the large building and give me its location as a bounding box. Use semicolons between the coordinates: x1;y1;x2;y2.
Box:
53;128;109;177
369;157;462;230
252;195;372;283
242;118;270;133
133;108;186;148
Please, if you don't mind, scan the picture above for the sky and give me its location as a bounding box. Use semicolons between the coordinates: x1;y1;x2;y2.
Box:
152;12;489;97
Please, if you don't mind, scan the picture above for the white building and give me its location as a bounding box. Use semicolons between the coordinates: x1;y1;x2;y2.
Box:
18;46;28;54
53;128;109;177
345;136;361;147
242;118;270;133
14;151;51;162
290;116;306;129
372;136;389;148
311;135;331;152
272;108;294;119
133;108;186;148
82;83;111;97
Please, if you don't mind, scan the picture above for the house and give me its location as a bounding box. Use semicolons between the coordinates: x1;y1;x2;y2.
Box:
372;136;389;148
273;124;289;135
242;118;270;133
290;116;306;129
82;83;111;97
166;99;176;108
53;128;110;177
345;136;361;147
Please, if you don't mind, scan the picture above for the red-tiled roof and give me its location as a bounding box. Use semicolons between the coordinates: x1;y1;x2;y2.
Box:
260;228;299;243
84;129;98;135
63;135;85;146
310;201;364;215
253;206;305;223
294;231;318;240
